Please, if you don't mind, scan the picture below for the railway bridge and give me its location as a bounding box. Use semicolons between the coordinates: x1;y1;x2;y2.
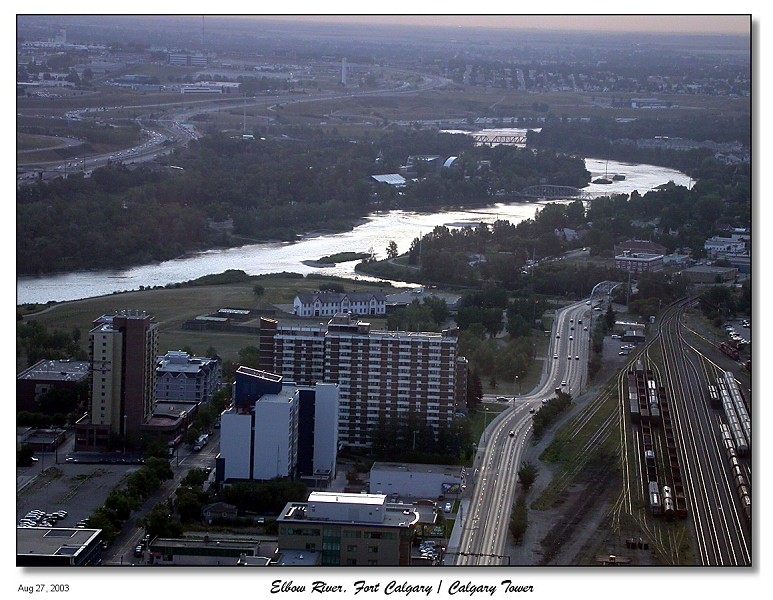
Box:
471;133;527;146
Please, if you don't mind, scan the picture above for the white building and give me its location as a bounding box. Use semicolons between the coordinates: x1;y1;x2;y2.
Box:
156;350;221;405
293;292;387;318
704;235;747;258
369;462;466;499
218;368;339;483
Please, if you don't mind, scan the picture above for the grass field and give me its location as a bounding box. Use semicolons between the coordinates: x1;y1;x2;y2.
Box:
18;275;405;371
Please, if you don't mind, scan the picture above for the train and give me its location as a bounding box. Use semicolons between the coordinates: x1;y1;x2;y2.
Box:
719;423;752;521
661;485;676;519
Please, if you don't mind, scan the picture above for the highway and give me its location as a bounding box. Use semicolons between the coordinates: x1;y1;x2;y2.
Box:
18;69;452;184
454;299;594;565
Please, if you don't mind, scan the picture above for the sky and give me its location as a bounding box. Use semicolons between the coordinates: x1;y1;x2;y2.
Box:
256;14;751;36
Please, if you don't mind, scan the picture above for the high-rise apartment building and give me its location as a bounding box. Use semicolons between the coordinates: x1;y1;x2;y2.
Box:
76;311;158;449
259;314;466;449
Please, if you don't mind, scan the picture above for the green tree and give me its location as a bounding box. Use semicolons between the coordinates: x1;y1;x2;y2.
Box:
386;240;398;259
517;461;539;490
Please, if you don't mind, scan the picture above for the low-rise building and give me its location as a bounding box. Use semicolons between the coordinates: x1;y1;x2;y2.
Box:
293;291;387;318
17;359;89;413
369;462;466;499
682;265;739;284
276;492;419;566
614;251;664;274
17;527;103;566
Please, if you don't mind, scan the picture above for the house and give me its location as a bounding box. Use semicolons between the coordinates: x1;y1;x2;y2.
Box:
202;502;239;524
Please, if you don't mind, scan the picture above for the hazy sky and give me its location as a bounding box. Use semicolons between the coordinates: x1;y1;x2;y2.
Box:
256;14;750;36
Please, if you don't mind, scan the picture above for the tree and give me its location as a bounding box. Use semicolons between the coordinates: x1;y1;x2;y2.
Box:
605;304;616;330
386;240;398;259
253;283;265;297
517;461;539;490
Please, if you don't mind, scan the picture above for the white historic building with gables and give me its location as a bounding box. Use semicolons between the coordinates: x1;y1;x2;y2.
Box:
293;292;387;318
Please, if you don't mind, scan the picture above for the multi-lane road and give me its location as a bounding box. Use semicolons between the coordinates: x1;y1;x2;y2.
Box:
455;299;594;565
454;295;751;566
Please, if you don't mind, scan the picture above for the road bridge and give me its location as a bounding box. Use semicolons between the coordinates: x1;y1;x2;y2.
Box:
520;185;593;200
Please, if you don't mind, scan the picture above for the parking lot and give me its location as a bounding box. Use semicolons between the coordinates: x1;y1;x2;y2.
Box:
17;458;141;527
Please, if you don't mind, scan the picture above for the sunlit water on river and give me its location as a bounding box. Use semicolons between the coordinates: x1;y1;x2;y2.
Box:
16;157;690;304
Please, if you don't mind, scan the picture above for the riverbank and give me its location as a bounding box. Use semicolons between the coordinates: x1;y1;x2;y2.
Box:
17;157;692;305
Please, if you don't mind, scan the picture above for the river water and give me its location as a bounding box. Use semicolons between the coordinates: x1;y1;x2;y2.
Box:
16;157;690;305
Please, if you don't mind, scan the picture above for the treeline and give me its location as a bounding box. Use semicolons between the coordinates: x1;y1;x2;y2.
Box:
17;320;86;366
369;413;472;464
530;114;750;172
86;457;175;542
532;392;573;439
397;156;749;290
18;127;588;275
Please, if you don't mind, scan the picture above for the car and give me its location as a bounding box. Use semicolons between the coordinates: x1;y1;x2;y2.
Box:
583;325;588;331
570;325;574;330
556;333;560;339
569;335;573;340
134;545;144;557
578;319;582;324
553;354;558;360
509;431;515;437
529;407;536;414
444;502;452;513
586;301;591;305
570;318;574;323
575;355;580;360
497;396;507;402
65;457;75;463
561;380;567;386
568;355;572;360
619;351;628;356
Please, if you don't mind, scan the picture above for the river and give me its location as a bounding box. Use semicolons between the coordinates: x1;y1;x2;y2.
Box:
16;157;691;305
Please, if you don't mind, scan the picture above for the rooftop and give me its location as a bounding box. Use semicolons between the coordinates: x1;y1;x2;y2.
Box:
371;462;464;478
17;360;90;382
16;527;100;558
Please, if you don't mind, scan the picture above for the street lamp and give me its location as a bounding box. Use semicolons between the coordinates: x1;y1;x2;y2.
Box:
483;407;489;444
515;375;520;397
123;414;128;455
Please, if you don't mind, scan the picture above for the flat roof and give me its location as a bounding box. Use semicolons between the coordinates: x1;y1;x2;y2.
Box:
308;492;386;506
17;527;100;557
18;360;90;382
371;462;463;477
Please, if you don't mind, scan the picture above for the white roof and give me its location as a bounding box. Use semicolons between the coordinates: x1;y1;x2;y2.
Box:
371;174;406;186
308;492;386;506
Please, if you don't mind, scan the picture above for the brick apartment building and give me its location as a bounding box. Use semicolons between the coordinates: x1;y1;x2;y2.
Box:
259;314;467;450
